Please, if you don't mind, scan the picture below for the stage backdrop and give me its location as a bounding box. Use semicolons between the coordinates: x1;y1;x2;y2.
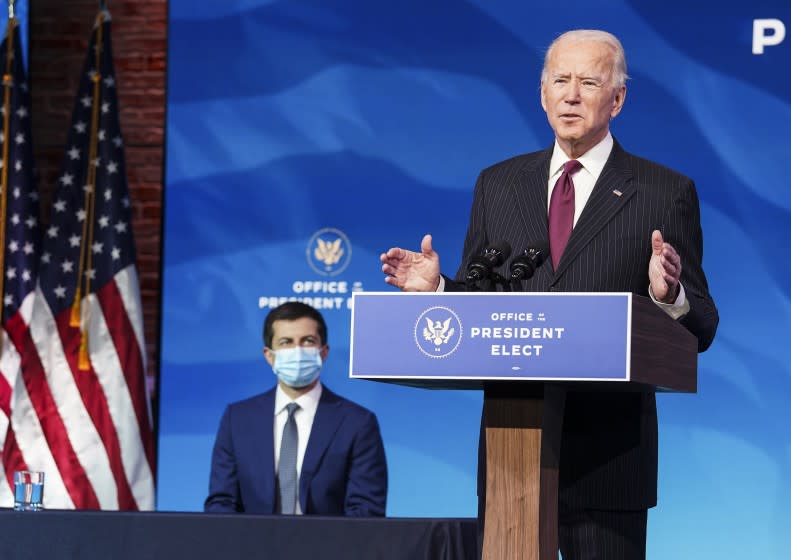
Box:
159;1;790;557
1;1;28;58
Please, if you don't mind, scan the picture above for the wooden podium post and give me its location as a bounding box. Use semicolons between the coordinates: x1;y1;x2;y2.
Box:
478;296;697;560
482;384;565;560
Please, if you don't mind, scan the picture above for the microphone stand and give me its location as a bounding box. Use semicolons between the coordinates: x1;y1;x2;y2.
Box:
491;272;510;292
466;272;510;292
465;277;483;291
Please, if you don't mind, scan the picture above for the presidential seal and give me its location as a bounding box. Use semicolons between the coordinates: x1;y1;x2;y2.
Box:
414;306;463;359
307;227;352;276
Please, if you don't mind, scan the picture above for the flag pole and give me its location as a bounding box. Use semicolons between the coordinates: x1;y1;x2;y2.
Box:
0;4;17;354
70;11;106;370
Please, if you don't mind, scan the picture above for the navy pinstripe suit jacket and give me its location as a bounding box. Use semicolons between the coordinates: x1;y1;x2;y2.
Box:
449;139;718;510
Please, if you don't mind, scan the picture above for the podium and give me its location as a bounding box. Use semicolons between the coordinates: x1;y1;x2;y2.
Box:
350;292;697;560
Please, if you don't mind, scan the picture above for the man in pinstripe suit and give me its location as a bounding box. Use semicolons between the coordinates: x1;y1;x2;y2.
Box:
381;29;718;559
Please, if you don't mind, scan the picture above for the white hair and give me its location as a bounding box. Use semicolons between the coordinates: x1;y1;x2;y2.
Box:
541;29;629;89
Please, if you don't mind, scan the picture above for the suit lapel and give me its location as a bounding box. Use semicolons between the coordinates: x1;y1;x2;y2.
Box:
251;390;277;512
512;146;552;247
552;141;636;282
299;387;343;512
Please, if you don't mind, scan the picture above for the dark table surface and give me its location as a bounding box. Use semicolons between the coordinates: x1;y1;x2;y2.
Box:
0;509;479;560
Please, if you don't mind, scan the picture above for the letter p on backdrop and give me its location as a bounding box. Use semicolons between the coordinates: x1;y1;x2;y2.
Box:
753;18;786;54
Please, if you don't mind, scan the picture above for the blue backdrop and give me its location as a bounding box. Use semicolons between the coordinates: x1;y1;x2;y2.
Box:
158;1;791;557
1;0;29;59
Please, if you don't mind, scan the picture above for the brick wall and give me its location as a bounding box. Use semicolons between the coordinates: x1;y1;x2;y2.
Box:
30;0;166;409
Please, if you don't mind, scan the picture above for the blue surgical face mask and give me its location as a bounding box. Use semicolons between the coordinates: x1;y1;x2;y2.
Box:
271;347;323;388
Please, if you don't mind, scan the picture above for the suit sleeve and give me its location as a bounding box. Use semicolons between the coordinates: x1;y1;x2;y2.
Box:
663;179;719;352
204;406;244;513
343;412;388;517
444;170;490;292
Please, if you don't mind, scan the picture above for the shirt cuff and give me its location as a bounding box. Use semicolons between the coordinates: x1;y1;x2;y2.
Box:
436;275;446;292
649;282;690;320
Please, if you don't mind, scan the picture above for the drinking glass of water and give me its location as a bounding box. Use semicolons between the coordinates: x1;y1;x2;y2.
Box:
13;471;45;511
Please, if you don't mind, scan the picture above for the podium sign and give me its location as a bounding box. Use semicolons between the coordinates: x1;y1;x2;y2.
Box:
350;292;632;382
350;291;697;560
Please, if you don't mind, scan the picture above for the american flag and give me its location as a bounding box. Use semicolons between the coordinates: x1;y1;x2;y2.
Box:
0;15;42;507
1;11;155;509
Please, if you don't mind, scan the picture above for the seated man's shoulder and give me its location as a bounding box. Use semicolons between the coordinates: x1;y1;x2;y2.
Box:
225;388;276;416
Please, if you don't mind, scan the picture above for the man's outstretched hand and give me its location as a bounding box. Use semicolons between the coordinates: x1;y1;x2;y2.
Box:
380;234;441;292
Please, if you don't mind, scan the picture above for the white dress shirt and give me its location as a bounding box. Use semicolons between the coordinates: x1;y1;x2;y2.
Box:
274;381;322;515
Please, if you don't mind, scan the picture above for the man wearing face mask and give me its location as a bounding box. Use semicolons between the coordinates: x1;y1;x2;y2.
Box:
205;302;388;516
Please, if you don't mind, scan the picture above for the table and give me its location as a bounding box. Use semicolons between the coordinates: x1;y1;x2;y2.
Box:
0;510;479;560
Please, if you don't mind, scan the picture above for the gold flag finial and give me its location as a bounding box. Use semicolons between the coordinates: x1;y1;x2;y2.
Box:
70;287;82;327
78;332;90;371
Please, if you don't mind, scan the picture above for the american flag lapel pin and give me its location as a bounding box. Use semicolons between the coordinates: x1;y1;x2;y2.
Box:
612;189;623;197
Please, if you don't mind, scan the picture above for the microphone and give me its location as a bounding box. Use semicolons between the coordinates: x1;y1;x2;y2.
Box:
466;241;512;283
510;241;549;281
